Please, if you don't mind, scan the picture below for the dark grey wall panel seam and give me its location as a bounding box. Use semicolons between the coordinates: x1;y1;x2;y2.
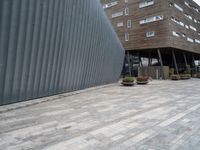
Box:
11;0;29;102
1;1;14;104
55;0;68;92
49;0;63;93
73;0;85;90
52;0;66;93
58;0;72;92
19;0;37;101
38;0;52;97
33;0;49;97
44;0;59;94
64;0;78;92
38;0;54;96
0;0;124;105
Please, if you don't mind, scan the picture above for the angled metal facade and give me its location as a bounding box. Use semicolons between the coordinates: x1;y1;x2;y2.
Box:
0;0;124;105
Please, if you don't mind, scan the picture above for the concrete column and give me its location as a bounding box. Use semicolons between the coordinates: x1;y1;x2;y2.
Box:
183;52;188;67
157;49;165;79
127;51;132;77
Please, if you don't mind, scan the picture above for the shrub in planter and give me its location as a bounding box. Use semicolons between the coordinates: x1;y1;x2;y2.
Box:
136;76;149;85
171;74;180;80
121;77;134;86
180;74;191;80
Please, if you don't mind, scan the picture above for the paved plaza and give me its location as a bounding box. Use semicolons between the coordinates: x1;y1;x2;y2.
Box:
0;79;200;150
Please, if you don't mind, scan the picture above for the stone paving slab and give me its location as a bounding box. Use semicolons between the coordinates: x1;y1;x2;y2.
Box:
0;79;200;150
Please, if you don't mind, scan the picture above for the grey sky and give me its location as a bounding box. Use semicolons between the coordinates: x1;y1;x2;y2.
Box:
193;0;200;5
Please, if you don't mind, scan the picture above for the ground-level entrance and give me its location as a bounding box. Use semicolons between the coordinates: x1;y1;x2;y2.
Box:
122;48;200;79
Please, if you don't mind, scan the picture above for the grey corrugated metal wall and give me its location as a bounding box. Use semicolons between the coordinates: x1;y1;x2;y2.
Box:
0;0;124;105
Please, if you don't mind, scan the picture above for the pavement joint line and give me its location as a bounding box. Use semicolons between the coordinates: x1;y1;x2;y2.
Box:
1;79;200;149
0;83;117;114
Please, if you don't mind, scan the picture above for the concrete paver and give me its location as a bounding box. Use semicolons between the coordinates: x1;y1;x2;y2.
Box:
0;79;200;150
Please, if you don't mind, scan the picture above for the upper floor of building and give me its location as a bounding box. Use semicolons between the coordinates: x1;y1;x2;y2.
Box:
100;0;200;53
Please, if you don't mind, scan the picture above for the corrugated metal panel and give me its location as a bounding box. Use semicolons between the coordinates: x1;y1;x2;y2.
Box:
0;0;124;105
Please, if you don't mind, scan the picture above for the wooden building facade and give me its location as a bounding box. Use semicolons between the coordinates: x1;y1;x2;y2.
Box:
101;0;200;77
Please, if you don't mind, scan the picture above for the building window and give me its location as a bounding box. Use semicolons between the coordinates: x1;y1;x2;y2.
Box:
125;33;129;41
140;15;163;24
184;13;193;20
193;7;199;13
117;22;124;27
195;39;200;44
103;1;118;9
125;7;129;15
185;25;189;29
112;11;123;18
139;0;154;8
174;3;183;12
146;31;155;37
171;17;184;27
187;37;194;43
181;33;186;38
185;1;200;13
189;25;197;31
127;20;132;28
184;1;190;7
179;22;184;27
172;31;181;37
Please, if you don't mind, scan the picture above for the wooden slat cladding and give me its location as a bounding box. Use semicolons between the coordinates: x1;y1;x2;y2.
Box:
101;0;200;54
168;0;200;53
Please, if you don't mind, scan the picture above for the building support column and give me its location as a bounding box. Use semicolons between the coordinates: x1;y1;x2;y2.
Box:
172;49;179;75
192;54;196;67
148;52;152;66
157;49;165;79
127;51;132;77
139;55;143;67
183;52;188;67
192;54;197;74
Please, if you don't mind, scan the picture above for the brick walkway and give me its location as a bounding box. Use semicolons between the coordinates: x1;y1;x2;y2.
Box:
0;79;200;150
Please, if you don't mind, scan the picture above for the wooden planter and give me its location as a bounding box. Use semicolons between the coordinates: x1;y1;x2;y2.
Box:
121;81;134;86
136;76;149;85
180;74;191;80
171;75;181;80
137;81;149;85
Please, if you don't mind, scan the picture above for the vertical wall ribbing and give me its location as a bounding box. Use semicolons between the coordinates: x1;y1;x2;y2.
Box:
0;0;124;105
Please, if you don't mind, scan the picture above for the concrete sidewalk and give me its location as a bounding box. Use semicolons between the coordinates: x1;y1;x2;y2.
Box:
0;79;200;150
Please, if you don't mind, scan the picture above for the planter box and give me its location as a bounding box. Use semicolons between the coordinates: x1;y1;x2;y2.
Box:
137;81;149;85
171;75;181;80
180;74;191;80
121;82;134;86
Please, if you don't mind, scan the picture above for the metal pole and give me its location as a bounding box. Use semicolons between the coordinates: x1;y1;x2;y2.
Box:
172;49;179;75
157;49;165;79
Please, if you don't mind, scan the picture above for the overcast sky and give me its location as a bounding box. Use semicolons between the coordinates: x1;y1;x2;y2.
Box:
193;0;200;5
